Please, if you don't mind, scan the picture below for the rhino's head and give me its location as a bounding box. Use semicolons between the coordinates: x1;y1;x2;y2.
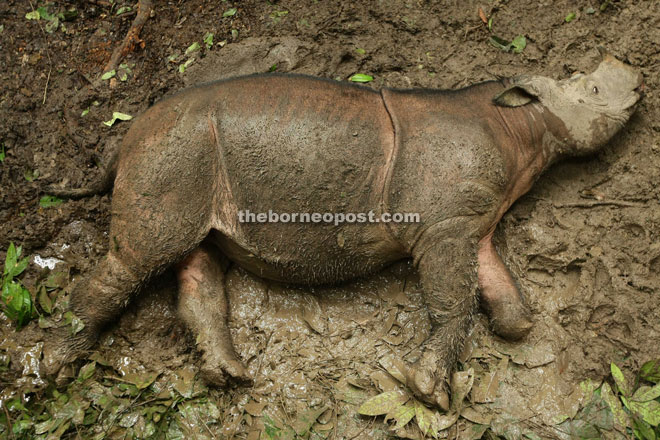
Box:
494;48;643;155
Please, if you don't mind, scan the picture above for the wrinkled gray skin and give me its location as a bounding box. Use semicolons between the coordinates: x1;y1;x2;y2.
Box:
43;49;642;409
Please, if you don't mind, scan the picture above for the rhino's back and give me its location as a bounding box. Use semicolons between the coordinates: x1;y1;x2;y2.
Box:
206;74;403;284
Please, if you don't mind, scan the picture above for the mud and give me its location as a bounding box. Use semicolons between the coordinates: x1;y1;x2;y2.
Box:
1;0;659;438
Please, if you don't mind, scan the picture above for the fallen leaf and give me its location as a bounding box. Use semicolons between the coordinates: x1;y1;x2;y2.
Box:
478;7;488;24
359;391;408;416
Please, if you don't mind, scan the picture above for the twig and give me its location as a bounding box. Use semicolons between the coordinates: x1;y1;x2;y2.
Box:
3;405;15;440
552;200;645;209
42;67;52;105
28;0;54;105
103;0;153;75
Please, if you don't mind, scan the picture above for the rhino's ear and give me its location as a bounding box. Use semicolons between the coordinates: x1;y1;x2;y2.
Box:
493;76;545;107
492;86;535;107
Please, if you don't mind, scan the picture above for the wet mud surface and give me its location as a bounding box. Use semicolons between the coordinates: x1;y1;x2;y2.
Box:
1;0;659;438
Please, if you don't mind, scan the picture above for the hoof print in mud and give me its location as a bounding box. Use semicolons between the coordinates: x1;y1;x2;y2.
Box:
44;48;642;408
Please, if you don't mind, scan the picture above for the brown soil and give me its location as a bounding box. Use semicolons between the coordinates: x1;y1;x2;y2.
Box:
1;0;659;438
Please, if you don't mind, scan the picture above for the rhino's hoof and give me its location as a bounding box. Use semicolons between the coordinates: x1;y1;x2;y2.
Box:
406;361;450;411
488;300;534;341
42;327;96;381
200;357;252;388
491;315;534;341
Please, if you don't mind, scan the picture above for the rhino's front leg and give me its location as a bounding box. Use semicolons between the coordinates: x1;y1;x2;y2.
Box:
407;237;479;410
176;243;251;386
477;235;533;340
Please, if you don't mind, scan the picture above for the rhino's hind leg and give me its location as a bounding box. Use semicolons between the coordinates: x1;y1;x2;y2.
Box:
43;251;145;377
477;236;533;340
176;243;251;386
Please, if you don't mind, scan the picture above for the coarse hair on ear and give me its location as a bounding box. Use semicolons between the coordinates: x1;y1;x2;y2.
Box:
492;76;544;108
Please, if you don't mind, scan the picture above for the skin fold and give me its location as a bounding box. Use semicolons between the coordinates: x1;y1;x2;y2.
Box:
43;49;642;409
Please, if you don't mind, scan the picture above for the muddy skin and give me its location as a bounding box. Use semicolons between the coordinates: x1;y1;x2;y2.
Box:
43;51;642;409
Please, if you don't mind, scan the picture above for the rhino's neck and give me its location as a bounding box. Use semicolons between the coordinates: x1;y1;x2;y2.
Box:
485;81;570;206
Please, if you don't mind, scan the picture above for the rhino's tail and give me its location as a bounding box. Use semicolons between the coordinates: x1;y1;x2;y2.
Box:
45;147;119;199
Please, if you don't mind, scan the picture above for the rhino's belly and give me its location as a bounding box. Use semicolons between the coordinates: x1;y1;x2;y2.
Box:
210;224;404;285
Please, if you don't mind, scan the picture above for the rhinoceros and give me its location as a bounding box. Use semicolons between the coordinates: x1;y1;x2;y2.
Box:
44;48;642;409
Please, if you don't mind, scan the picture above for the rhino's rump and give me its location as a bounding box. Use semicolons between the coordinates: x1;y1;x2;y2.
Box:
208;75;402;284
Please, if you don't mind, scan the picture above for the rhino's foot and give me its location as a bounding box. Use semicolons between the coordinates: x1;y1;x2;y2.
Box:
406;351;450;411
477;236;534;341
487;298;533;341
42;326;96;381
199;351;252;387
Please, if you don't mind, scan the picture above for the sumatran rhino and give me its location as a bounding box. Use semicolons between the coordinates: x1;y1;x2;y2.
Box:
43;48;642;409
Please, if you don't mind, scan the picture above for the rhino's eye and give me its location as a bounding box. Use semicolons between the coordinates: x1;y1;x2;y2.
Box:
592;86;599;94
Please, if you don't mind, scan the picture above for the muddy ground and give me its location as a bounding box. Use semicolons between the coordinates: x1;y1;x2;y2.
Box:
1;0;659;439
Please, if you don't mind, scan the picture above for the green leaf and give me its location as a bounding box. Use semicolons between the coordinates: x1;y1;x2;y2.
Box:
34;418;59;435
2;242;28;280
24;169;39;182
37;6;54;21
8;257;28;279
511;35;526;53
387;404;415;430
203;32;214;49
25;10;41;20
269;63;278;72
103;111;133;127
358;391;407;416
38;285;53;314
601;382;628;427
558;419;601;438
1;282;35;328
78;361;96;381
178;58;195;74
231;29;238;39
629;400;660;426
565;12;576;23
60;8;78;21
355;48;366;55
44;16;59;33
633;384;660;403
487;17;493;30
185;41;200;55
414;400;438;437
39;195;63;208
123;371;159;389
612;363;631;396
489;35;510;50
349;73;374;83
101;69;116;80
641;360;660;384
63;311;85;335
632;416;656;440
81;108;90;117
223;7;237;17
116;6;132;15
4;241;18;275
0;143;5;162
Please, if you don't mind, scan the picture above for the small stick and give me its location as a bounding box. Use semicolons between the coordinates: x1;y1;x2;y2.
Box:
552;200;645;209
28;0;54;105
42;67;51;104
3;405;14;440
102;0;153;76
